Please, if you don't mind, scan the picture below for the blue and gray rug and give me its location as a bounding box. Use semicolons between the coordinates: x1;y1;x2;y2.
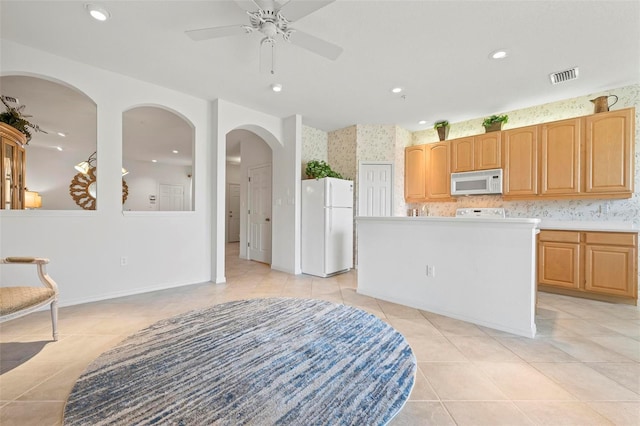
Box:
63;298;416;425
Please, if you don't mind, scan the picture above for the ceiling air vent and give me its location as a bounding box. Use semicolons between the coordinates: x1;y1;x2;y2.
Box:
549;67;579;85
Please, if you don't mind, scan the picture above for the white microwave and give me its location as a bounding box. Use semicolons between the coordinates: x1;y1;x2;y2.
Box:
451;168;503;196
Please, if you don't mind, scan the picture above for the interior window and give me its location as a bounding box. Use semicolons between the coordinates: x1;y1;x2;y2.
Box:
0;75;97;210
122;106;194;211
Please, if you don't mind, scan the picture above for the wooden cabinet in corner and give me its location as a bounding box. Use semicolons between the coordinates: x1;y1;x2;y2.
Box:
538;230;638;304
404;142;452;202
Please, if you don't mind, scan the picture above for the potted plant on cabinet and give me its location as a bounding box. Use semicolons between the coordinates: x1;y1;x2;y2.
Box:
434;120;450;141
0;95;43;144
305;160;344;180
482;114;508;133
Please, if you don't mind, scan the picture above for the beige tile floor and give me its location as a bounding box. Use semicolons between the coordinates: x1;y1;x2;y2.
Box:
1;243;639;425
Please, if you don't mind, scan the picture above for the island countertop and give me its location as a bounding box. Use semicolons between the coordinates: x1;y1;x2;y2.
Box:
355;215;540;338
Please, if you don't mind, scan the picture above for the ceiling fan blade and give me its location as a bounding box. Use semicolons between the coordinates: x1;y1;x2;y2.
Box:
288;29;343;60
278;0;335;22
185;25;247;41
235;0;274;12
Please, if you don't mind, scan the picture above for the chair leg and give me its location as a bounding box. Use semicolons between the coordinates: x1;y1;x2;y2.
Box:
50;299;59;341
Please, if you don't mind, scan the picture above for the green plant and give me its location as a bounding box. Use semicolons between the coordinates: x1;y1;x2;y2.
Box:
482;114;509;127
433;120;449;129
0;95;43;143
305;160;343;180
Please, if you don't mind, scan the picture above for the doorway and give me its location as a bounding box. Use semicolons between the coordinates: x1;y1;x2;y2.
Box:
159;184;184;211
227;183;240;243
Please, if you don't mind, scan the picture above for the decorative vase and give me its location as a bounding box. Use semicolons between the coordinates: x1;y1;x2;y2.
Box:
437;126;449;141
484;122;502;133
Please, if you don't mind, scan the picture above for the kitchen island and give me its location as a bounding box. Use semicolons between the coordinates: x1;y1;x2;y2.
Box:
356;216;541;338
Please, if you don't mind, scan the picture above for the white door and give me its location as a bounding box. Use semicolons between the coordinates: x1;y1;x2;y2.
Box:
358;162;393;216
159;184;184;211
227;183;240;243
248;164;272;264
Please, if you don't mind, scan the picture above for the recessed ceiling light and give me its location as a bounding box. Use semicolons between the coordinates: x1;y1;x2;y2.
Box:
172;150;179;154
271;83;282;92
391;87;403;94
55;146;63;151
85;4;111;21
418;120;427;125
151;159;158;163
57;132;66;137
490;49;508;60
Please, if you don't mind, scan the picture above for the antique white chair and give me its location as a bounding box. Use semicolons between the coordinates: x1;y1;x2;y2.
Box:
0;257;59;341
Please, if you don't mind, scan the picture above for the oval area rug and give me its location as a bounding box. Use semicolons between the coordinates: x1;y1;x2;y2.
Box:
63;298;416;425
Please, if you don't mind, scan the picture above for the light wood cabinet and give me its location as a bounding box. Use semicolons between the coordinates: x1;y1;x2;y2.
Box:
450;134;501;173
450;137;474;172
540;118;581;196
425;142;450;199
1;123;27;210
503;125;538;197
538;230;638;303
584;108;634;194
404;145;426;202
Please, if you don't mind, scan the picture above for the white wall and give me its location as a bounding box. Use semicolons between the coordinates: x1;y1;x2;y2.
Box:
0;40;211;306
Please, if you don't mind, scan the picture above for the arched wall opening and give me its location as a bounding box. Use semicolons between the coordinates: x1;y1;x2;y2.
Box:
0;73;97;210
122;104;195;212
212;100;302;283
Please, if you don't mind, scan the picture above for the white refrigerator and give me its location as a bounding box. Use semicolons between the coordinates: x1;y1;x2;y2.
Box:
301;177;354;277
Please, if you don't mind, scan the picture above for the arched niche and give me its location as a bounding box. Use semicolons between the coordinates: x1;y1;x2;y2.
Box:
0;74;97;210
122;105;195;211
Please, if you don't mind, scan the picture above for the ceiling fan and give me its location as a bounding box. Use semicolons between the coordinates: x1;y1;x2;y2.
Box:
185;0;343;74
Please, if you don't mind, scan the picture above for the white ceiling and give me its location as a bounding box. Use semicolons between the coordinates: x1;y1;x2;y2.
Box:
1;0;639;136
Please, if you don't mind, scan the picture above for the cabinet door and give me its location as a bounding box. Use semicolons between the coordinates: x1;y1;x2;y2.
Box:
426;142;450;199
404;145;426;201
503;126;538;196
584;108;634;194
538;240;581;289
585;244;637;298
450;137;474;173
474;132;501;170
540;118;581;196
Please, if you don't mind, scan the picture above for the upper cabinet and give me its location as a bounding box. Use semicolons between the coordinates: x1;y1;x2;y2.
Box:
404;141;451;202
584;108;634;194
1;123;27;209
425;142;450;199
404;145;426;202
503;107;634;200
540;118;581;196
450;133;501;173
404;107;634;203
503;125;538;197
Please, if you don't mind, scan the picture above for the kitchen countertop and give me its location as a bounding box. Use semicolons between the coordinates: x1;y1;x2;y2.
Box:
539;220;639;233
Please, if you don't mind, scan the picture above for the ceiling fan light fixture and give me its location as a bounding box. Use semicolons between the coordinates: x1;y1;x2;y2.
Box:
271;83;283;93
85;4;111;21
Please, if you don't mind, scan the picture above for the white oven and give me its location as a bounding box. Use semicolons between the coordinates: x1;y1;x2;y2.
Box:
451;168;503;196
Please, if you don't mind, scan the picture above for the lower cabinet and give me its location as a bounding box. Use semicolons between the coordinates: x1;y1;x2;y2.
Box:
538;230;638;303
